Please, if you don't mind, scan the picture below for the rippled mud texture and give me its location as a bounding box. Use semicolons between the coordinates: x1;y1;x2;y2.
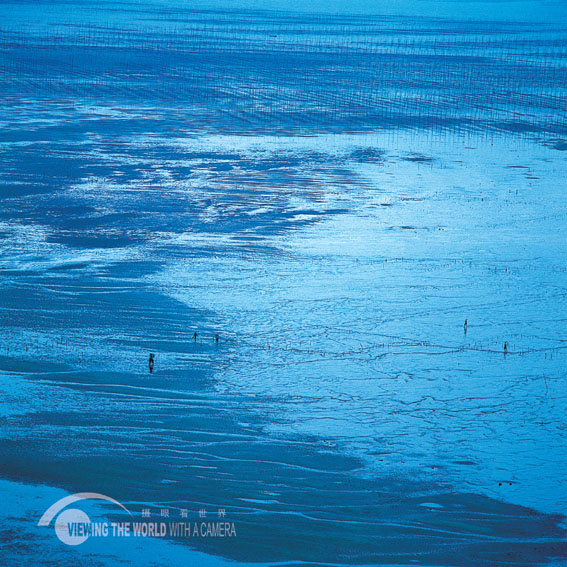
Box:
1;1;567;566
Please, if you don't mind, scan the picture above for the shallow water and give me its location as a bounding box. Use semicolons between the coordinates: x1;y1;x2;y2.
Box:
1;2;566;565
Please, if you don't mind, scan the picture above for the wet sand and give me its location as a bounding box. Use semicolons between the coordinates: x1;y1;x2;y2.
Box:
1;2;567;565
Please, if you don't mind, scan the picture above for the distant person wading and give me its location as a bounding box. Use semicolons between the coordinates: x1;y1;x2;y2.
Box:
149;353;155;374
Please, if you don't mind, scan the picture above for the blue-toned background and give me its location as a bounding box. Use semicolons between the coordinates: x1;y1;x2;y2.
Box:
1;1;566;564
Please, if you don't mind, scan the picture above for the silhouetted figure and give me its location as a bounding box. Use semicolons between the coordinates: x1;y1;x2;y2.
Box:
149;353;155;374
193;332;197;342
464;319;468;334
504;342;508;354
215;334;219;343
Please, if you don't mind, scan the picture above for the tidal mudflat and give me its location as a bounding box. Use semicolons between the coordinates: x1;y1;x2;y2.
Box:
1;2;566;565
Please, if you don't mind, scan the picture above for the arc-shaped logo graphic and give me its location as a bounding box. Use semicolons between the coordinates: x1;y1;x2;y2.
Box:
38;493;132;546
